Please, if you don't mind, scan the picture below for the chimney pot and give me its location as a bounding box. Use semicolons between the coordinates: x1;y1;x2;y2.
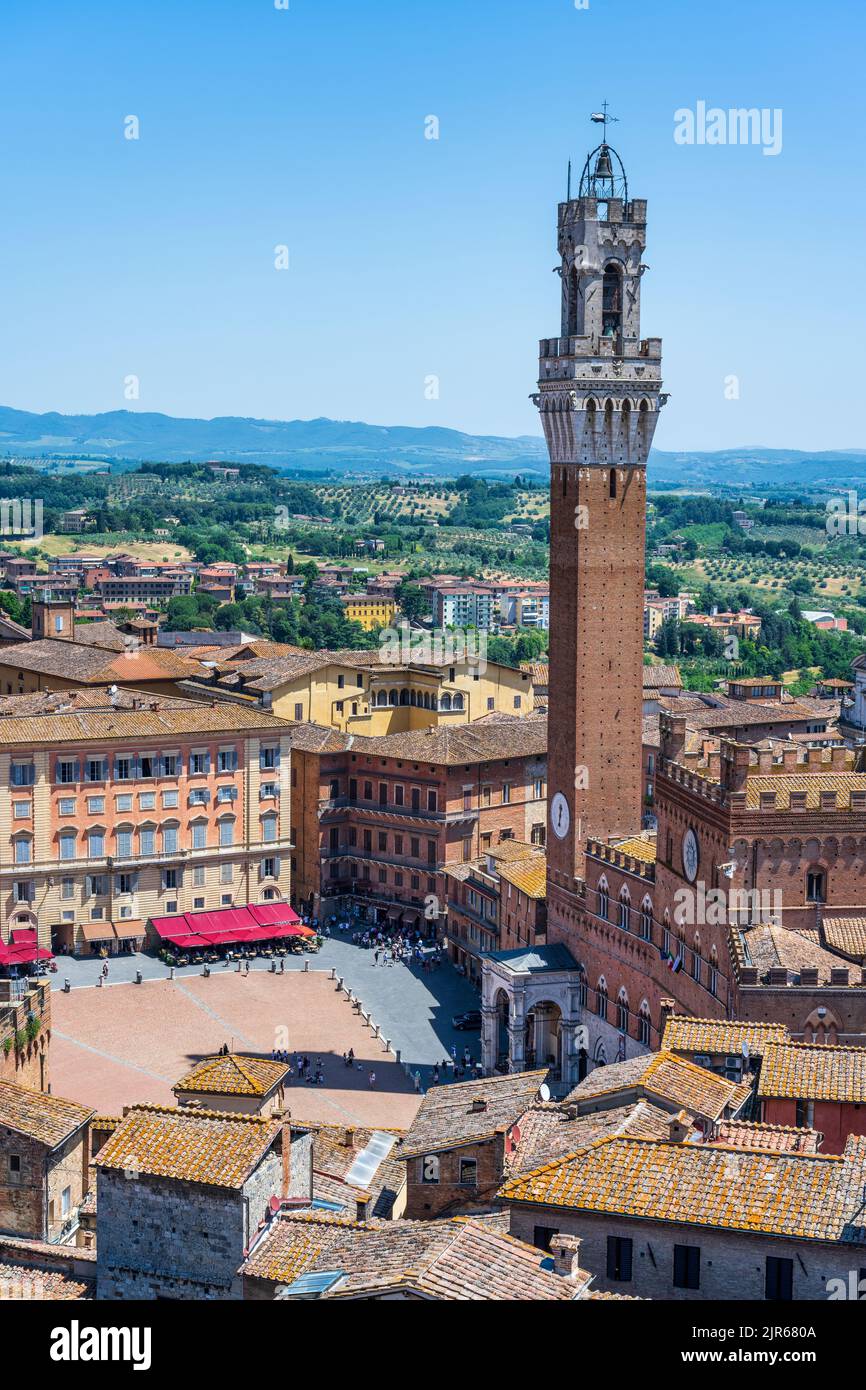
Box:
550;1233;582;1278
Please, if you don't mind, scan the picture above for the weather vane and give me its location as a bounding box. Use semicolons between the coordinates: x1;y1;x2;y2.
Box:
590;101;618;143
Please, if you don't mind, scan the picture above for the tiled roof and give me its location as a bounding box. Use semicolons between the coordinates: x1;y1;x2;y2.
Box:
744;772;866;810
500;1135;866;1243
312;1124;406;1219
173;1054;290;1097
711;1121;822;1154
400;1071;549;1158
0;1259;93;1300
0;1081;93;1148
758;1042;866;1104
564;1051;752;1124
732;922;857;985
96;1104;280;1189
0;639;207;685
507;1100;674;1176
661;1014;789;1056
612;836;657;865
242;1213;589;1300
822;916;866;962
497;853;547;898
0;686;197;718
286;714;548;766
642;665;682;689
0;701;290;747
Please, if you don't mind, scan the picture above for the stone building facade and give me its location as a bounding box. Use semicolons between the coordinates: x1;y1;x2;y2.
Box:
0;1080;92;1243
95;1105;313;1300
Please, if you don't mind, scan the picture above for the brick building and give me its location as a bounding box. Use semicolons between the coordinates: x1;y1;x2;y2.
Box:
288;717;547;927
444;841;546;981
0;977;50;1091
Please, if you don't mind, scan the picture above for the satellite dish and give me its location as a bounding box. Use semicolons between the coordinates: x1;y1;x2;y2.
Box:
537;1083;551;1102
741;1042;750;1061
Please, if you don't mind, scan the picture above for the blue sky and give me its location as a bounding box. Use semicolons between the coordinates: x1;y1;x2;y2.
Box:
1;0;863;451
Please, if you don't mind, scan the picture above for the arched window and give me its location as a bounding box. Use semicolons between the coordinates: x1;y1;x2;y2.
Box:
709;946;718;997
440;693;452;711
388;688;399;707
400;689;409;705
609;467;617;499
638;1001;651;1047
662;910;671;958
692;933;702;983
640;897;653;941
597;877;609;921
602;264;622;340
618;890;630;931
596;977;608;1019
376;690;387;707
576;966;588;1009
616;988;629;1034
452;693;464;711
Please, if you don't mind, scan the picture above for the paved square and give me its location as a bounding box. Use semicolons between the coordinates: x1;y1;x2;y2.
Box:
50;969;421;1129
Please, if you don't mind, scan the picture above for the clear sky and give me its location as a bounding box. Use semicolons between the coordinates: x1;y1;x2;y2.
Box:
1;0;863;451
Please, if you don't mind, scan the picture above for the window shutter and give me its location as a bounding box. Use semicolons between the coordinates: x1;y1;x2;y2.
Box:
259;749;267;771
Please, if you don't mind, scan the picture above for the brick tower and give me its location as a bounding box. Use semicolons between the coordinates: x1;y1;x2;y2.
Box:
534;125;665;889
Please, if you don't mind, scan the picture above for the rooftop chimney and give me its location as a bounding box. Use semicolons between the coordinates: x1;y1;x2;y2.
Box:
344;1126;358;1149
668;1110;693;1144
280;1109;292;1202
550;1234;582;1278
355;1194;371;1223
470;1097;488;1114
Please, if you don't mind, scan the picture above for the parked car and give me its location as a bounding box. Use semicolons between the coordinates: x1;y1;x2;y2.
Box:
452;1010;482;1031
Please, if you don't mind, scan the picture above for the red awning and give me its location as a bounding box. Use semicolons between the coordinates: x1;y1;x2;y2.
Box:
248;902;302;928
10;928;37;946
0;942;52;966
148;902;307;948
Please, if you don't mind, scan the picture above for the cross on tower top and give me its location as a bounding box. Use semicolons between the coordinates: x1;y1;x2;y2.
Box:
589;101;618;142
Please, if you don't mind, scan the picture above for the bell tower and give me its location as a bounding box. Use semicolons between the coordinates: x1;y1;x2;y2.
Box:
535;117;666;889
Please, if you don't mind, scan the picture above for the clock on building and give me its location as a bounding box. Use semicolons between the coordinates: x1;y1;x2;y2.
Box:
682;827;699;883
550;792;570;840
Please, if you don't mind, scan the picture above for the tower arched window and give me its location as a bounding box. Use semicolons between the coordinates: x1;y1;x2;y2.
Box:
709;946;718;997
640;897;653;941
597;878;609;921
692;932;702;983
576;966;588;1009
616;988;629;1034
618;890;630;931
638;1001;651;1047
609;467;617;499
596;978;608;1019
602;264;622;341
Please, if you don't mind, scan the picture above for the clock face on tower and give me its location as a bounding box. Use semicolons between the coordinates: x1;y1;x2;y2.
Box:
551;792;570;840
682;828;699;883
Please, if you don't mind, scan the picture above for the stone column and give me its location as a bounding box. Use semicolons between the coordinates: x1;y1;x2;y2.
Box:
481;1006;497;1074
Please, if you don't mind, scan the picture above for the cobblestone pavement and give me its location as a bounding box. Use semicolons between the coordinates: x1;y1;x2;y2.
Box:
47;934;483;1117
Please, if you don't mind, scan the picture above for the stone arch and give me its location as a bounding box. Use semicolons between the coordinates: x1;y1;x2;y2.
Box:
638;999;651;1046
616;987;629;1033
640;895;653;940
802;1007;840;1045
595;976;608;1020
597;875;610;921
618;887;630;930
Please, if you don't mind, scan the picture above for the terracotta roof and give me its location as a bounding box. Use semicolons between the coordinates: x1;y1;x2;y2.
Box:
400;1071;549;1158
286;714;548;766
0;686;197;718
662;1014;789;1056
732;922;859;986
72;620;128;652
612;836;657;865
173;1054;290;1098
0;701;290;747
500;1135;866;1243
497;853;547;898
507;1100;675;1176
0;1259;93;1300
0;639;206;685
758;1042;866;1104
242;1213;589;1300
96;1104;280;1189
312;1124;406;1219
642;665;682;690
0;1081;93;1149
743;772;866;811
711;1121;822;1154
822;916;866;962
564;1051;752;1124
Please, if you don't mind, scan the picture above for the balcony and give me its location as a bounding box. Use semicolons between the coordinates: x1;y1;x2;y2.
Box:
0;836;294;877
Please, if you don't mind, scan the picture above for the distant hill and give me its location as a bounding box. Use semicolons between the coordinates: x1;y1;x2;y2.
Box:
0;406;863;488
0;406;548;478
